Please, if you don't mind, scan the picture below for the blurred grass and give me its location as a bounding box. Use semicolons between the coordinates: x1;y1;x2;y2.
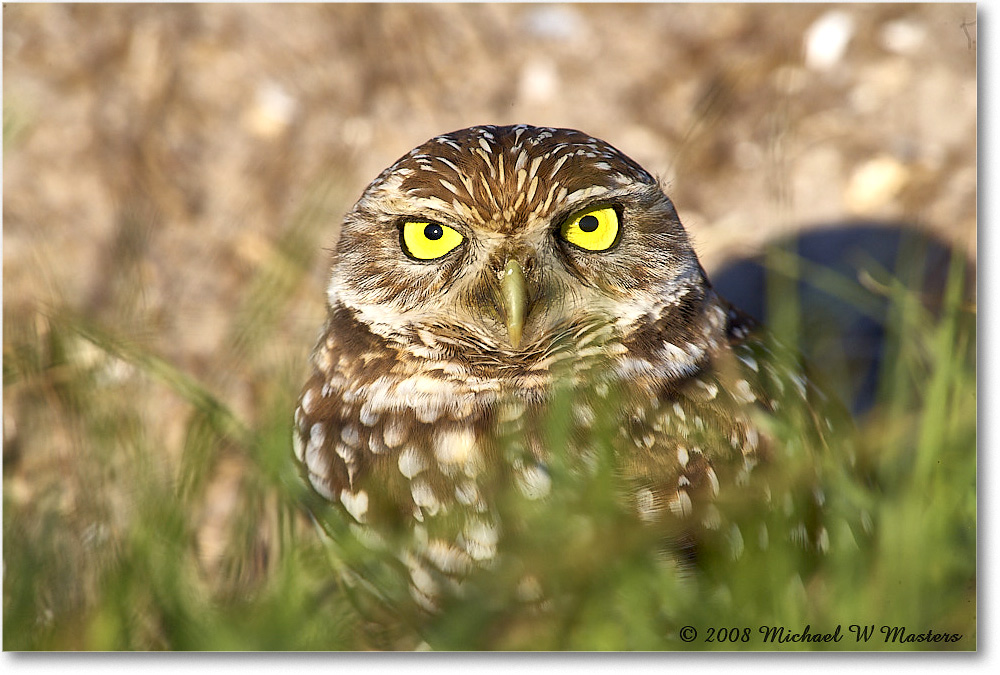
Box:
2;121;976;647
3;221;976;650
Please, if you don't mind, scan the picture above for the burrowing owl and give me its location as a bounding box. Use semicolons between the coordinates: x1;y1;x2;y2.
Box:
294;124;840;610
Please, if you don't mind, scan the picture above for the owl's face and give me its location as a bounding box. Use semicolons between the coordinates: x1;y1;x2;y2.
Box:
328;125;707;364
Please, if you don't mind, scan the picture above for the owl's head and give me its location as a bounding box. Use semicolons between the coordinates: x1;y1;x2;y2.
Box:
327;125;708;363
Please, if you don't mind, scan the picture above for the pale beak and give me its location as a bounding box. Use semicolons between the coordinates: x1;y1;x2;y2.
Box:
501;259;527;348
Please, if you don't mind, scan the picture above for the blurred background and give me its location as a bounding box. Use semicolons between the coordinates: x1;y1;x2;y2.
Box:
2;3;977;650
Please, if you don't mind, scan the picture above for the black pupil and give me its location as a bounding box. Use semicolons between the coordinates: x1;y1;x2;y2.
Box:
579;215;600;233
424;223;444;240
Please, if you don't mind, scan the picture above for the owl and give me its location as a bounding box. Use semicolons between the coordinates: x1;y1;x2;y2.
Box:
294;124;842;613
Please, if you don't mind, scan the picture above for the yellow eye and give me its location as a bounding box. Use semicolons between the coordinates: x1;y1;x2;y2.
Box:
401;221;464;260
559;206;619;251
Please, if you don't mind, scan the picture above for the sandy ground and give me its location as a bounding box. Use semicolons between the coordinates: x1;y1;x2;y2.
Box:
2;3;978;573
4;3;977;335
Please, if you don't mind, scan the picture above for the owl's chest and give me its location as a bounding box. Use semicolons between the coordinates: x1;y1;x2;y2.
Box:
296;335;764;535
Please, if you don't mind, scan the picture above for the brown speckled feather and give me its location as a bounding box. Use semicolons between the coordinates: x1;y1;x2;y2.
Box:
294;124;832;608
